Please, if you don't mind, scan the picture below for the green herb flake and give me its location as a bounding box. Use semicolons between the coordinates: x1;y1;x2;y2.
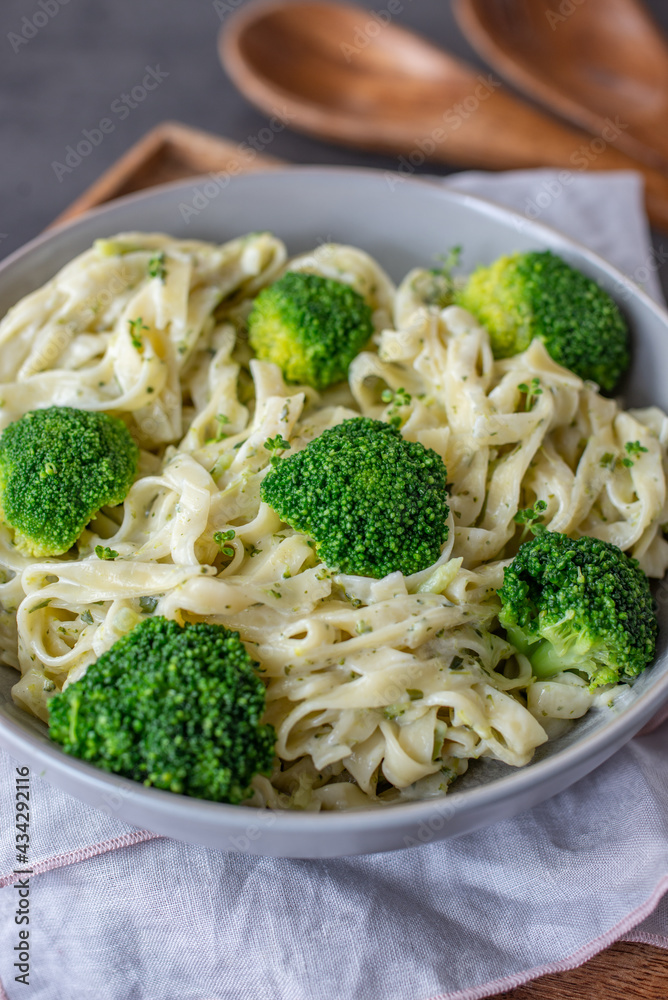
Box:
29;599;51;613
214;414;230;442
625;440;648;460
95;545;119;561
263;434;291;466
148;252;167;282
517;377;543;411
128;317;149;350
383;387;412;428
214;528;236;556
514;500;547;539
139;596;159;614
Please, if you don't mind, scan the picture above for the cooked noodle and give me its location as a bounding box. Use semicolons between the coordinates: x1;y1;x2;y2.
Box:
1;232;666;809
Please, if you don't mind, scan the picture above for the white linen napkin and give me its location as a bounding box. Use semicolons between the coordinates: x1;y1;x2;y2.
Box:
0;170;666;1000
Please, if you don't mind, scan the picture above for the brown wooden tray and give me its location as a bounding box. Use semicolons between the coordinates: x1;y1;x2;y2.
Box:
51;120;282;226
56;120;668;1000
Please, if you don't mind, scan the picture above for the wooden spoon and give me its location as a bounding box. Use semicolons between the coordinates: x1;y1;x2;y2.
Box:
220;0;668;231
455;0;668;174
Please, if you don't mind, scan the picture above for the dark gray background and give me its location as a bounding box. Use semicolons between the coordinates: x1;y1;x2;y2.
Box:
2;0;668;289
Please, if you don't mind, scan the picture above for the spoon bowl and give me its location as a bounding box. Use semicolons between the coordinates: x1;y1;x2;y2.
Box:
220;0;668;231
223;0;486;147
455;0;668;173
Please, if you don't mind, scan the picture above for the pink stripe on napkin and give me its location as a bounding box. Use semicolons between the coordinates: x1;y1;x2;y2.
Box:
0;828;162;888
420;874;668;1000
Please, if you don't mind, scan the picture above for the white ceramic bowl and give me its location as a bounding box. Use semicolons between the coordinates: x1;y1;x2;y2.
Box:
0;168;667;857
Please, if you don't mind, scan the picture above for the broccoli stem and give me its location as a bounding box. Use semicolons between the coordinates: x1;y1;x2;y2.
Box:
503;624;535;657
528;639;568;678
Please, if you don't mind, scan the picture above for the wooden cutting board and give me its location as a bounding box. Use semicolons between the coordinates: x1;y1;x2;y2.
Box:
55;120;668;1000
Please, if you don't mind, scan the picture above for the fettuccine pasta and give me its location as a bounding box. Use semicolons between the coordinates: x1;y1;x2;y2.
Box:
1;232;666;810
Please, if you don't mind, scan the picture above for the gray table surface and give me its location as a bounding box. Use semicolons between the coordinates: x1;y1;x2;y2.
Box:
1;0;668;295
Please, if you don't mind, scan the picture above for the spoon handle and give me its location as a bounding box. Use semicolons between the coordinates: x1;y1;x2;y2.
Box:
420;87;668;231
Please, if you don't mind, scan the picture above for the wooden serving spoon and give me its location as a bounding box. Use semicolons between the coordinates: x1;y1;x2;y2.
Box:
220;0;668;231
455;0;668;174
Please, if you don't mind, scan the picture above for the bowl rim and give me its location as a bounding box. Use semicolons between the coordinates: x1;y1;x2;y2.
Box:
1;164;667;844
6;164;663;319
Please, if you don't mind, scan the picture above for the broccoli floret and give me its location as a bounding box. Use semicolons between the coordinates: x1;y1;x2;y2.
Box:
498;532;657;688
247;271;374;390
260;416;450;578
0;406;138;557
48;616;275;803
456;251;630;392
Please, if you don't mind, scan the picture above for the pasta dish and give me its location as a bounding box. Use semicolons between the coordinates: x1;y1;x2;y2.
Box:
0;232;665;810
